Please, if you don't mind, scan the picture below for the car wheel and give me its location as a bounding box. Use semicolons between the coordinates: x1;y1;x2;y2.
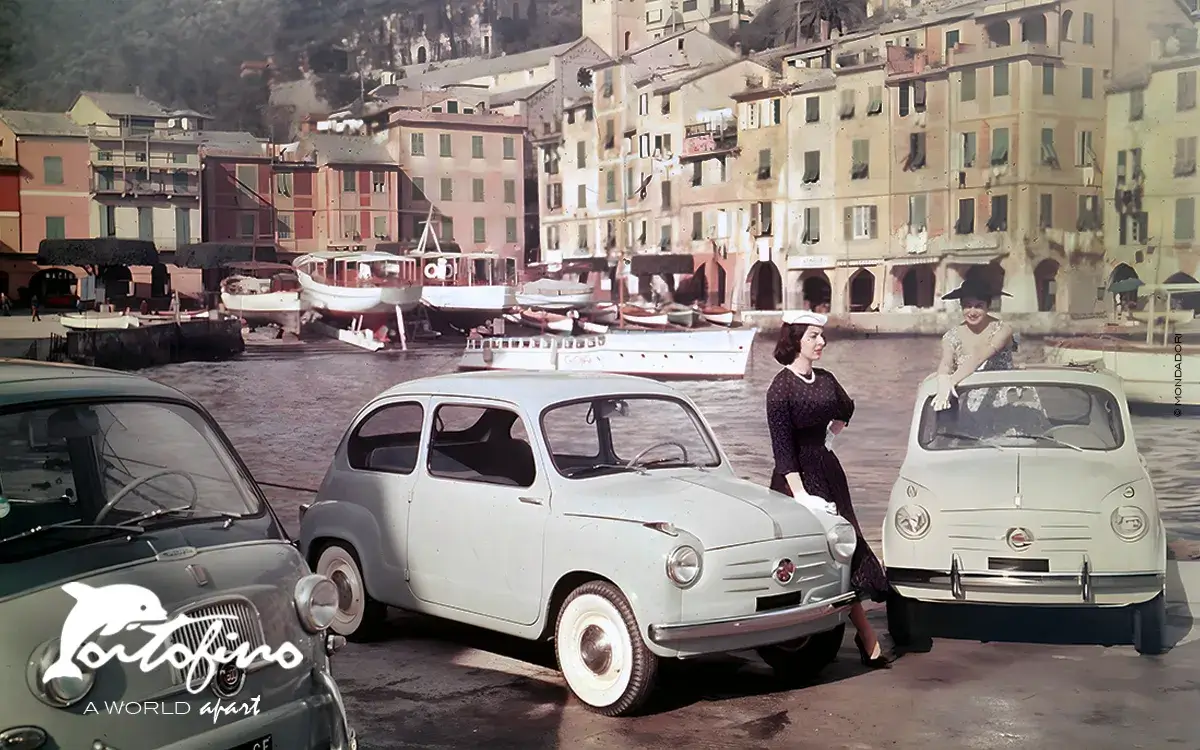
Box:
554;580;658;716
887;589;932;653
1133;591;1168;656
756;623;844;679
315;543;388;642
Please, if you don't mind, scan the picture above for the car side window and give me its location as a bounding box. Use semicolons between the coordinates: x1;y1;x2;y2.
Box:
347;401;425;474
427;404;536;488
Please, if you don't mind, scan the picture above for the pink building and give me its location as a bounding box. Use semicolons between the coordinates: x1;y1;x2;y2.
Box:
0;110;90;300
388;110;529;280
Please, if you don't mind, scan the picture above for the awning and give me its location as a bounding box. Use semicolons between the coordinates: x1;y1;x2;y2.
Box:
835;258;885;267
945;252;1004;266
889;255;943;267
376;240;464;254
630;253;695;276
37;238;159;267
174;243;278;269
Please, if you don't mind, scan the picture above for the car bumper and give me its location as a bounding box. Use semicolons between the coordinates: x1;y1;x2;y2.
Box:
83;665;356;750
889;554;1164;606
646;591;857;657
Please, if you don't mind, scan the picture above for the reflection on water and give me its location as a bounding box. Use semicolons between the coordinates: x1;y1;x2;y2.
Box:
146;335;1200;543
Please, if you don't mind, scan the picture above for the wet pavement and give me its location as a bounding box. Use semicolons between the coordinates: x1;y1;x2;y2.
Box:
332;605;1200;749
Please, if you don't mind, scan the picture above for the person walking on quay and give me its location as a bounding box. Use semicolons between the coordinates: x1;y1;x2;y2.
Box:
765;310;895;669
30;294;40;322
0;292;10;316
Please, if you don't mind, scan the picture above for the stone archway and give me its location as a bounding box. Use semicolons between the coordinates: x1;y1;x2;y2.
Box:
29;268;79;307
1034;258;1060;312
897;265;935;308
747;260;782;310
417;46;427;64
963;263;1006;311
1110;263;1139;285
1164;271;1200;311
100;265;133;297
847;268;876;312
799;271;831;309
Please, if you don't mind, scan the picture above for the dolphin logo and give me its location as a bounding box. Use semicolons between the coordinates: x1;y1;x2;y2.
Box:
42;582;169;683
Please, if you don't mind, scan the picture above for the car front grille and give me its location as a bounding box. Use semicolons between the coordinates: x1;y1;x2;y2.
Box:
168;598;267;688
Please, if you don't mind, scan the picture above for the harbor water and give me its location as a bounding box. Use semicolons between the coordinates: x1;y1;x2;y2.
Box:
145;334;1200;545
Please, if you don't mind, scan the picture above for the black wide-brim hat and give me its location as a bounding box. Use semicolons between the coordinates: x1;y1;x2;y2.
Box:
942;278;1011;301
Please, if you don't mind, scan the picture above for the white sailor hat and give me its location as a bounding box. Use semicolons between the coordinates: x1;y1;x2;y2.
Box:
781;310;828;327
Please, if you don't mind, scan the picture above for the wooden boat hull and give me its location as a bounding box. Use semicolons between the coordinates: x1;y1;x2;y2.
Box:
60;312;140;330
1043;337;1200;406
519;310;574;334
459;328;757;378
701;309;735;326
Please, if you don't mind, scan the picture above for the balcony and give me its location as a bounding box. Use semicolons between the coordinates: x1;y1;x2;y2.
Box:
87;124;202;142
886;47;944;82
681;120;739;161
950;40;1061;67
93;175;200;197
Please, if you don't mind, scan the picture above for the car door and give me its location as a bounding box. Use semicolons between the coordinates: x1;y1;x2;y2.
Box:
406;397;550;626
336;396;428;605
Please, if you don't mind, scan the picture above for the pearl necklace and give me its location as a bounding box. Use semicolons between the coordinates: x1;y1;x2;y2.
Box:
791;367;815;384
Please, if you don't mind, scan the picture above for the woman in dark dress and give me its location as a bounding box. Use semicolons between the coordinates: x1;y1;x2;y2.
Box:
766;310;894;668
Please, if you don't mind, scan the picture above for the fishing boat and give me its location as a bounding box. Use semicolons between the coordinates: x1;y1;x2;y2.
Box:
408;212;516;329
293;250;422;321
219;261;302;330
619;305;670;328
518;309;575;334
1043;282;1200;407
459;327;758;378
663;303;700;327
585;302;619;325
699;305;736;326
515;277;594;310
59;311;141;330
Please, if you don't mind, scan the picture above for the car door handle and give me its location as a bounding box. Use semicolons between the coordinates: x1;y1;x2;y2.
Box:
519;496;543;505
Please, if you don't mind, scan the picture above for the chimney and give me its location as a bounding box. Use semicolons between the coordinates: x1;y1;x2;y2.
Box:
819;19;831;41
135;85;143;98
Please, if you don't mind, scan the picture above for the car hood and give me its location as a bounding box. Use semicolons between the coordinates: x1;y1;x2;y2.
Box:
901;451;1144;511
555;470;838;550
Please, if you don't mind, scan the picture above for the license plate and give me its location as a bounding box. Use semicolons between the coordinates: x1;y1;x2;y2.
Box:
229;736;272;750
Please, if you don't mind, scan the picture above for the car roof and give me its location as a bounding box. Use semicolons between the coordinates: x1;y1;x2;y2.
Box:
916;365;1126;396
371;371;690;412
0;358;198;409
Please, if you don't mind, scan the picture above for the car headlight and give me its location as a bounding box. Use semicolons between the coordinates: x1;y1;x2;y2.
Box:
666;545;702;588
32;641;95;707
294;573;339;633
894;504;931;540
826;523;856;564
1111;506;1149;542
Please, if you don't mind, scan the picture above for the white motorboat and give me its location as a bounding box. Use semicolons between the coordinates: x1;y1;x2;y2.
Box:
619;305;670;328
409;214;516;328
294;251;422;319
219;262;302;330
1043;282;1200;407
516;277;594;310
59;311;140;330
459;327;758;378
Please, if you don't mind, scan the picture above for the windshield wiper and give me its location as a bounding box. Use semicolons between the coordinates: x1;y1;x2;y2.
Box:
118;505;244;528
937;432;1008;451
636;457;707;470
565;463;646;478
0;519;143;546
1005;433;1085;452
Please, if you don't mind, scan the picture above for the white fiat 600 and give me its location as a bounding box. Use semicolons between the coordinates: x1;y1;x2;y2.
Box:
299;372;860;715
883;366;1167;655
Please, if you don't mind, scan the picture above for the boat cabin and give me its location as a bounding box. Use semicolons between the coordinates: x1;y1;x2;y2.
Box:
297;251;420;288
412;251;514;287
220;261;300;295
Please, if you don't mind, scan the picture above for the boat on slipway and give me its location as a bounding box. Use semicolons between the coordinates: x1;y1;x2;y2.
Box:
293;250;423;322
459;327;758;379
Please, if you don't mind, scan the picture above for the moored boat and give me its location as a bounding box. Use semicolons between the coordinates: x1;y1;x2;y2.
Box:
519;308;575;334
59;311;140;330
700;305;736;326
459;327;758;378
293;250;422;321
663;303;700;327
516;278;594;310
619;305;670;328
219;261;302;330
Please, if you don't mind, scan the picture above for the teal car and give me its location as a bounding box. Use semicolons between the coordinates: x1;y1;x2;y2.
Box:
0;360;356;750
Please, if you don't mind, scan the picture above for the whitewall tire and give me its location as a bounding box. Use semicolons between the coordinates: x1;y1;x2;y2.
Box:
315;543;387;642
554;581;657;716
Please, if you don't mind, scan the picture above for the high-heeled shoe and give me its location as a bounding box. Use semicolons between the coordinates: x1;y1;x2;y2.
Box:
854;634;894;668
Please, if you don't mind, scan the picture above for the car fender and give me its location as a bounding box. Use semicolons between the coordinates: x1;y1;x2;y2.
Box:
300;500;393;599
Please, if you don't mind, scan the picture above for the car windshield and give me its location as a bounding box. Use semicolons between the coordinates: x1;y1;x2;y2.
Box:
541;396;721;478
917;383;1124;451
0;400;262;559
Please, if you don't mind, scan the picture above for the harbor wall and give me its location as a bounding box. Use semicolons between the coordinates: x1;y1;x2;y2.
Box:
741;310;1114;337
65;317;244;370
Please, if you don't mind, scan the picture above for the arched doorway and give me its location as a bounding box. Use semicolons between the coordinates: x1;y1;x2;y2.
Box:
29;268;79;307
99;266;133;297
417;46;427;63
799;270;831;309
898;265;935;307
747;260;782;310
151;263;171;298
963;262;1006;311
848;269;876;311
1110;263;1139;285
1164;272;1200;311
678;262;708;305
1034;258;1060;312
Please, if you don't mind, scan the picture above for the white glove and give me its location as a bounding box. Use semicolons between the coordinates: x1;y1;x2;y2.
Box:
932;374;957;411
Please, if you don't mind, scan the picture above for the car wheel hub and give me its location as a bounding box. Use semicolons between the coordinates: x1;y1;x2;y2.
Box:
579;623;613;676
331;569;355;610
